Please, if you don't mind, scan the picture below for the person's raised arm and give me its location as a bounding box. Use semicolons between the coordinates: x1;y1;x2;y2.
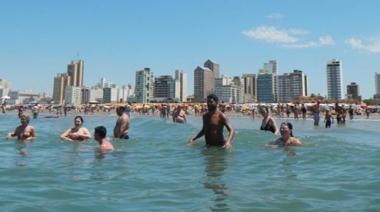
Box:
271;118;279;135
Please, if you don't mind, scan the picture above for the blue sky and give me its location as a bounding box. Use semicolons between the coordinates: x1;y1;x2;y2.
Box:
1;0;380;98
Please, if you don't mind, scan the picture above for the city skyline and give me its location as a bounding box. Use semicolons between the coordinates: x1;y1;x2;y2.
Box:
1;1;380;98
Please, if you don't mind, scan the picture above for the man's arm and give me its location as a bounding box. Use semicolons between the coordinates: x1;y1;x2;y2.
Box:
113;118;120;138
221;113;235;149
6;126;20;139
187;115;206;144
6;131;16;139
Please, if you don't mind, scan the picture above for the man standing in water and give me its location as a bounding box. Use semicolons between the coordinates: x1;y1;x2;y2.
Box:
188;94;235;149
114;106;130;139
312;101;321;126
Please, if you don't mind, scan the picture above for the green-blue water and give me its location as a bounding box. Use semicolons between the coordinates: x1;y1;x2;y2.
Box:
0;113;379;211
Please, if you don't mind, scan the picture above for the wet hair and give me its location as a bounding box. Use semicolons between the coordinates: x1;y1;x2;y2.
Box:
118;106;126;111
207;94;219;103
74;116;84;123
19;114;30;124
281;122;294;137
94;126;107;138
260;106;270;115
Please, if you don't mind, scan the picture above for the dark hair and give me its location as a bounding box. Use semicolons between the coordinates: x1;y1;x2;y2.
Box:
118;106;126;111
20;114;30;124
95;126;107;138
74;116;84;123
207;94;219;103
281;122;294;137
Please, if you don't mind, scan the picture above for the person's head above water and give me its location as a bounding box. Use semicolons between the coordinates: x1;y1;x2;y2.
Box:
19;114;30;125
94;126;107;141
116;106;126;116
74;116;84;127
280;122;294;137
206;94;219;111
260;106;270;117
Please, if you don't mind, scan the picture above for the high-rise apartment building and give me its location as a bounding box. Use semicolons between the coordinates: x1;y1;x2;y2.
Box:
67;60;84;87
52;60;85;104
135;68;154;103
375;72;380;96
204;59;220;79
215;76;241;103
257;69;275;103
327;59;343;100
278;70;308;102
0;79;10;98
154;75;176;99
194;66;215;102
242;74;257;103
194;59;220;102
175;70;187;102
347;82;361;101
53;73;71;104
103;87;118;103
64;86;82;105
264;60;278;102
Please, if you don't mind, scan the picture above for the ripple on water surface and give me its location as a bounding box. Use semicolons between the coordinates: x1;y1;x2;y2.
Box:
0;114;379;211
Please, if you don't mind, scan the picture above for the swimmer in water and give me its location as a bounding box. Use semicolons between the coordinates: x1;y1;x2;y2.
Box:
60;116;91;141
173;105;187;123
94;126;114;153
6;114;36;141
267;122;301;147
114;106;130;139
259;107;278;134
188;94;235;149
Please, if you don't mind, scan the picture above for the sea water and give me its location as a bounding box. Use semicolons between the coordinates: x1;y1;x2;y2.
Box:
0;113;379;211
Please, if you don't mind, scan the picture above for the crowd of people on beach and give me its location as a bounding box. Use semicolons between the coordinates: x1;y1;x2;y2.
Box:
4;93;378;156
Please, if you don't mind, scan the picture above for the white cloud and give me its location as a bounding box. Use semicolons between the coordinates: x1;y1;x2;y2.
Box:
243;26;335;49
283;42;318;49
319;35;335;46
346;38;380;53
266;13;284;20
242;26;299;44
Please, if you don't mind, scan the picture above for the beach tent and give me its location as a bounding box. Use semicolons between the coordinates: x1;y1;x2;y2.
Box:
1;96;10;100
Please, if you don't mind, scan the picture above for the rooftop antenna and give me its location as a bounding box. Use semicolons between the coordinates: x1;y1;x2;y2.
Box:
76;51;80;60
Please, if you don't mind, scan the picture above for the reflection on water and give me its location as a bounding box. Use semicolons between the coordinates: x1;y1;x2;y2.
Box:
15;141;29;157
281;149;298;180
1;115;379;210
202;147;229;211
284;146;297;157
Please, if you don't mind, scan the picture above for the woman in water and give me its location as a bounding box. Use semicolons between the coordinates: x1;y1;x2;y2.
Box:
173;105;187;123
6;114;36;141
268;122;302;147
259;107;278;134
60;116;91;141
